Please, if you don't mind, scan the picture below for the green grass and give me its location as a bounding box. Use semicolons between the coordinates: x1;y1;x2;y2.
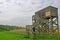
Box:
35;34;60;40
0;31;59;40
0;31;33;40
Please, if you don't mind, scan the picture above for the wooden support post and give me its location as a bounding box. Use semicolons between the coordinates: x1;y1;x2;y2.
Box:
50;17;53;35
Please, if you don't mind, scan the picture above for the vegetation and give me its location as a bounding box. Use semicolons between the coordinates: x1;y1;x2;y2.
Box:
0;31;32;40
0;31;59;40
15;26;25;29
0;25;16;31
0;25;59;40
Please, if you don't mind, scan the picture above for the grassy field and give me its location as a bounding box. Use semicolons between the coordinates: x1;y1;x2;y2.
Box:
0;31;33;40
0;31;60;40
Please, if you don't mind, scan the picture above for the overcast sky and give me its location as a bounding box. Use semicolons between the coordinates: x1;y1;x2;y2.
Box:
0;0;60;26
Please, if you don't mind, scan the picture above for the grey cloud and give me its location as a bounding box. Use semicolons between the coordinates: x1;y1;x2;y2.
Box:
0;0;60;26
0;15;32;26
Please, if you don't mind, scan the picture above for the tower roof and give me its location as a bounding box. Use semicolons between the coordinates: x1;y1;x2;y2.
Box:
35;6;58;14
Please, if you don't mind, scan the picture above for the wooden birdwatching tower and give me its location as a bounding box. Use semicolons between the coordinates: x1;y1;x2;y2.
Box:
32;6;59;35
